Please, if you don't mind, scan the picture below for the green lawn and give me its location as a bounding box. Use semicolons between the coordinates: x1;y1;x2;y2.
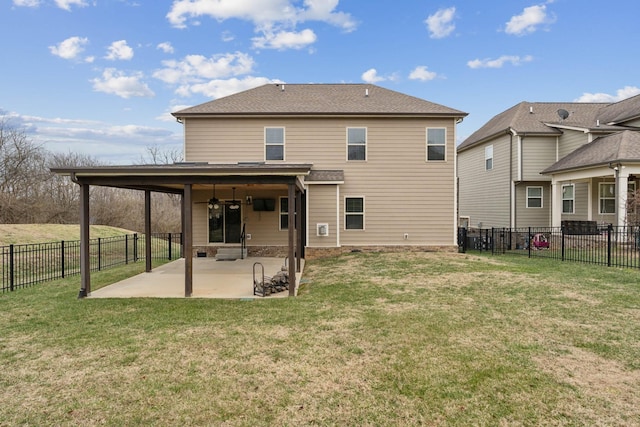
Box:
1;252;638;426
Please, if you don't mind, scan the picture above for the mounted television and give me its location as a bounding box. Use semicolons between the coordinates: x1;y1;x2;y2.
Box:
252;198;276;211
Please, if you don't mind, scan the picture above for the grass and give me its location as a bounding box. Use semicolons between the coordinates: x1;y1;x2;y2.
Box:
0;224;134;246
0;252;639;425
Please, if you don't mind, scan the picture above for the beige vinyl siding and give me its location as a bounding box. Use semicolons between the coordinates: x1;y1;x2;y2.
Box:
516;182;550;227
522;136;555;181
558;129;589;159
185;116;458;247
458;134;511;228
306;185;339;247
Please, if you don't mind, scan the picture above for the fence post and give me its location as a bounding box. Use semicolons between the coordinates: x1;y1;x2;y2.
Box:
125;235;129;265
528;227;532;258
491;228;495;255
607;224;613;267
61;241;65;279
98;237;102;271
9;244;15;292
134;233;138;262
168;233;172;260
561;226;566;261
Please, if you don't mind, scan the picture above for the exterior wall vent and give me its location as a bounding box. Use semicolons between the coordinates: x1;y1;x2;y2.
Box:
316;223;329;237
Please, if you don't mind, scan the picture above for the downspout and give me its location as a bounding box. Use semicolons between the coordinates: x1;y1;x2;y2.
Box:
509;132;514;228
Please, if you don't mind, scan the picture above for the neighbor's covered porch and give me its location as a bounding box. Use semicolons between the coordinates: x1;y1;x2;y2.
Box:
51;163;312;298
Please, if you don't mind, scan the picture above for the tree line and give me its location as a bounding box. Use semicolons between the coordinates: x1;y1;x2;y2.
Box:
0;117;181;232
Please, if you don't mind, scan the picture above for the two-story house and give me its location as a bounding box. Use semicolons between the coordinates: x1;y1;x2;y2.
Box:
457;95;640;229
173;83;467;257
53;83;467;297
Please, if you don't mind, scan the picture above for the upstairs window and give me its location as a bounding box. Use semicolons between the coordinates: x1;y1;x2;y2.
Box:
562;184;575;214
265;127;284;161
345;197;364;230
427;128;446;161
485;145;493;170
347;127;366;161
527;186;543;208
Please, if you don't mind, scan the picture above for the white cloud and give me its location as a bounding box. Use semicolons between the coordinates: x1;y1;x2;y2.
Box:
425;7;456;39
505;4;556;36
574;86;640;103
176;76;282;99
49;36;89;60
153;52;255;84
409;66;438;81
13;0;40;7
166;0;355;52
221;31;235;42
467;55;533;69
167;0;355;31
157;42;175;54
91;68;155;99
252;29;317;50
361;68;385;83
54;0;88;11
105;40;134;61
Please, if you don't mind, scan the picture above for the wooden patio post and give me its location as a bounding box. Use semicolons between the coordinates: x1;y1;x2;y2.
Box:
288;184;296;296
145;190;152;273
79;182;91;298
296;188;302;272
184;184;193;297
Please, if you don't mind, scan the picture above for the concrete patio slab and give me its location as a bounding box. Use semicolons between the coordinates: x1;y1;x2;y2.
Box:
89;257;302;299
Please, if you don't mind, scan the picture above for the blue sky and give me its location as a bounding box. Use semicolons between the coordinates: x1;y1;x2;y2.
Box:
2;0;639;164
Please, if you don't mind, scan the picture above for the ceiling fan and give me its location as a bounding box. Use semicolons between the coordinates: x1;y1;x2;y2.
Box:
195;184;220;209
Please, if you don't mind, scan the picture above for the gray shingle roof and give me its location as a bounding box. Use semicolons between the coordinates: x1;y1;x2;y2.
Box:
458;102;608;151
541;130;640;174
306;170;344;182
172;84;467;117
598;93;640;125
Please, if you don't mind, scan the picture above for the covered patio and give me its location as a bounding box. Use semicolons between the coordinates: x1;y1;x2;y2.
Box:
89;256;303;299
51;163;311;298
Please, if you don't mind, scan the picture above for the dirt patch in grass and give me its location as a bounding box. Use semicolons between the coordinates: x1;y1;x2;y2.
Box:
534;346;640;423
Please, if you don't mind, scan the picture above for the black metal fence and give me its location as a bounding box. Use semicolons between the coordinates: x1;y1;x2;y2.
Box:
458;226;640;269
1;233;183;293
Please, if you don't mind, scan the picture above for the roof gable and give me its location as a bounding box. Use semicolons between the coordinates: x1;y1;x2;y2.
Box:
173;84;467;117
541;130;640;174
598;93;640;125
458;102;607;151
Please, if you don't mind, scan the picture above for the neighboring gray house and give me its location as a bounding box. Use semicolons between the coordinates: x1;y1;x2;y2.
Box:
457;95;640;229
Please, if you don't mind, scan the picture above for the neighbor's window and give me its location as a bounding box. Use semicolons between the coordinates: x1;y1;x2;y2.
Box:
427;128;446;161
485;145;493;170
345;197;364;230
599;182;615;214
347;127;366;161
265;127;284;161
527;186;543;208
562;184;575;214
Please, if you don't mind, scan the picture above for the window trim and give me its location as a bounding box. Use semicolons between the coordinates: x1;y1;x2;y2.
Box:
526;186;543;209
485;145;493;171
346;127;367;161
599;182;616;215
279;196;289;230
344;196;365;230
562;183;575;214
426;127;447;161
265;127;285;161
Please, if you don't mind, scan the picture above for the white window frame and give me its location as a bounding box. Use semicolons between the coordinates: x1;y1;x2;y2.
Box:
347;127;367;161
485;145;493;170
526;186;543;208
265;127;285;161
426;127;446;161
599;182;616;215
344;196;365;230
562;184;575;214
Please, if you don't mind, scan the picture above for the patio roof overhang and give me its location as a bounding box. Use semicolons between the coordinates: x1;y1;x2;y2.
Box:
51;163;313;299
